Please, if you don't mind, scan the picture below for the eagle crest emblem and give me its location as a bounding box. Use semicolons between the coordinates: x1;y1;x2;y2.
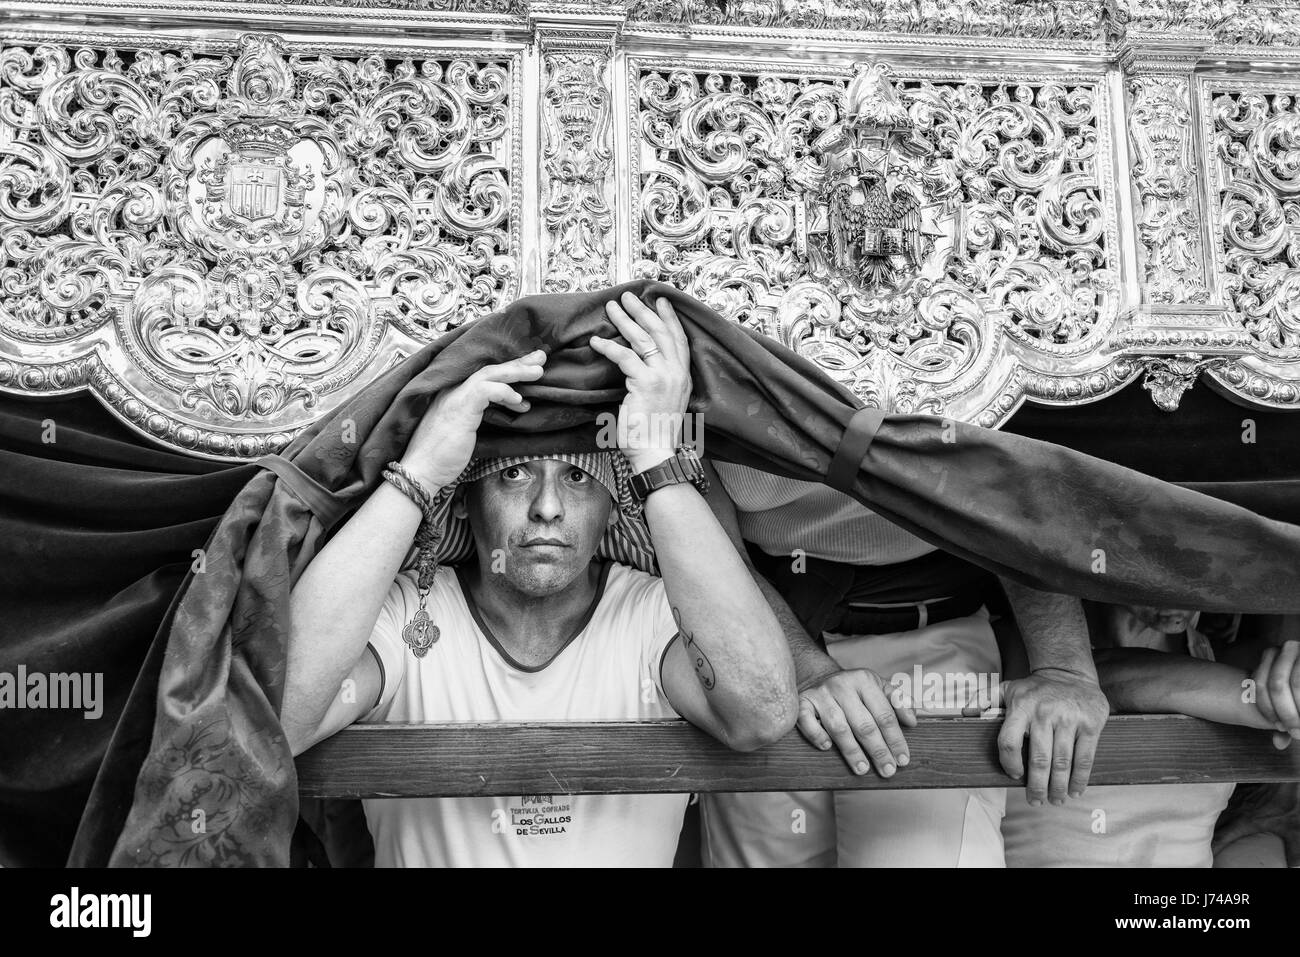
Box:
801;61;953;301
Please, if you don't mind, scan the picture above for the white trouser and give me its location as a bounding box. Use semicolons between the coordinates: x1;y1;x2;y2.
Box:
701;610;1007;867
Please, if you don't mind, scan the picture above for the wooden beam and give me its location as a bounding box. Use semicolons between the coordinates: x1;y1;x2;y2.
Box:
295;714;1300;799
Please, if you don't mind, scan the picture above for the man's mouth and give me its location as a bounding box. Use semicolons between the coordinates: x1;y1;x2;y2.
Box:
520;538;570;549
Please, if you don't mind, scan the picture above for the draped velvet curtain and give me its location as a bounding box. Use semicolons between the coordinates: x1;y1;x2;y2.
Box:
0;395;254;867
1;371;1297;867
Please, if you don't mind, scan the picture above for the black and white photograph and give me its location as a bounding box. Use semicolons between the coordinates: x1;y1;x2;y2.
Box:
0;0;1298;933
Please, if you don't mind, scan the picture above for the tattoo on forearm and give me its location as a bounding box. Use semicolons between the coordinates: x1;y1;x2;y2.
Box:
673;606;716;691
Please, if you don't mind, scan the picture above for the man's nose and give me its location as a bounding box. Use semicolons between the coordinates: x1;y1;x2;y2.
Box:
528;477;565;523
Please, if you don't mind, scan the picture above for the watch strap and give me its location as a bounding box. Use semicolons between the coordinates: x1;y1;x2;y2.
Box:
630;450;705;502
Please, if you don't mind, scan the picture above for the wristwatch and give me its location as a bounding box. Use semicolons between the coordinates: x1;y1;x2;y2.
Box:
629;446;709;503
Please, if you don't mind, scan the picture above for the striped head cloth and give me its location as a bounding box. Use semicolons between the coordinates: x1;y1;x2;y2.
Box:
408;450;657;575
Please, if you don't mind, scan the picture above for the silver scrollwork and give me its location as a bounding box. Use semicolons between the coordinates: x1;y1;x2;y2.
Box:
1199;78;1300;408
627;0;1109;39
0;33;521;454
541;51;615;293
8;2;1300;450
1211;88;1300;356
1127;73;1210;304
633;58;1120;418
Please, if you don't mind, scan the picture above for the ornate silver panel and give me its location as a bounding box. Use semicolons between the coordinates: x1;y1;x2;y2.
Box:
1;31;523;456
1127;71;1211;306
1200;75;1300;408
5;0;1300;459
540;49;616;292
629;58;1125;423
625;0;1300;48
625;0;1113;39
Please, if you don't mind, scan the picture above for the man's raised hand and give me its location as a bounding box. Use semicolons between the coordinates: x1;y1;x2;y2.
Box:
590;290;692;473
400;350;547;489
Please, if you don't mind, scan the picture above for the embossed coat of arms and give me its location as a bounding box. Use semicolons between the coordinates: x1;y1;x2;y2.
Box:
802;61;952;304
193;122;316;247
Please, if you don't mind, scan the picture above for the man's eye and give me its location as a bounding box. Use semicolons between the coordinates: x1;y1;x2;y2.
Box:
502;467;526;481
568;469;589;483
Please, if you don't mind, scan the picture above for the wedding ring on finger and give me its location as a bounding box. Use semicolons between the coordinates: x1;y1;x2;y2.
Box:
638;347;662;360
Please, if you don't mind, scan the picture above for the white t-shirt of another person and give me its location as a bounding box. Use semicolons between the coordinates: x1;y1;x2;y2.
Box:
359;560;687;867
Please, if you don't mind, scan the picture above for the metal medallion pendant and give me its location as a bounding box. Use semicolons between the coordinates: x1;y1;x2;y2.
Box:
402;607;440;658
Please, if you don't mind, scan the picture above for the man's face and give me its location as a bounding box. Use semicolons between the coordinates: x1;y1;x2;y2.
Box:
457;459;615;598
1129;605;1196;635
